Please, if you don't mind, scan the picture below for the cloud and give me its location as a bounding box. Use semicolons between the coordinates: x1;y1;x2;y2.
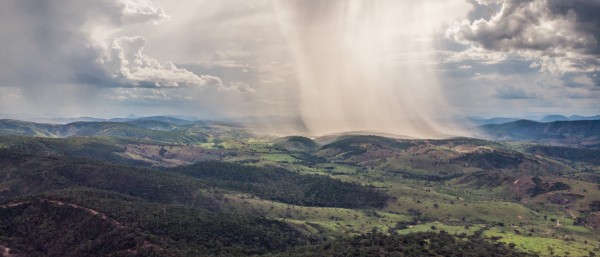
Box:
108;88;171;102
220;81;256;93
571;75;595;88
446;0;600;73
103;36;223;88
0;0;219;90
118;0;169;24
443;47;507;65
106;88;197;104
494;85;536;99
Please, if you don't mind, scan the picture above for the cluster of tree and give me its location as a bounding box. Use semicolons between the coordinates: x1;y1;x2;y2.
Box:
1;149;390;209
456;171;516;189
168;161;390;208
0;150;217;209
393;169;463;182
322;135;415;158
270;230;538;257
452;150;524;170
0;136;144;165
273;136;318;152
525;145;600;165
526;177;571;197
0;193;317;257
0;199;155;257
287;152;327;166
590;201;600;212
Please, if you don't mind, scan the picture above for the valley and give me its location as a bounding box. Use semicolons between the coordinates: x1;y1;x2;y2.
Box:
0;117;599;256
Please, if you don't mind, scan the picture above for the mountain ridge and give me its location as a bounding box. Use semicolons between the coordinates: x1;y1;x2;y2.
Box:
478;119;600;146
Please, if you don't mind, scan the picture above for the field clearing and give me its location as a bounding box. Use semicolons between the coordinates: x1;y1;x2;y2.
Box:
219;193;412;236
484;227;597;256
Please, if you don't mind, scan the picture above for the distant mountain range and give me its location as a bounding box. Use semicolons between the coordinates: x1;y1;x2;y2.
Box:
2;116;600;148
467;117;521;125
469;114;600;125
478;119;600;147
569;115;600;121
0;116;209;144
540;114;600;122
44;115;199;124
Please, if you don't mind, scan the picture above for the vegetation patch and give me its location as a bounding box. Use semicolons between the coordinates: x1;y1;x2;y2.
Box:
527;177;571;197
169;161;390;208
273;231;538;257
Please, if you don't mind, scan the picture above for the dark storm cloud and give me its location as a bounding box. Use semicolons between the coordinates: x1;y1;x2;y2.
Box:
547;0;600;54
447;0;600;73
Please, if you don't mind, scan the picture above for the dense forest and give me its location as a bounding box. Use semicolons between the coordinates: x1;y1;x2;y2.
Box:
169;161;389;208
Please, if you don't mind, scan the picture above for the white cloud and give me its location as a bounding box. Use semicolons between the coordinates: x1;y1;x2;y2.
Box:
475;0;502;4
443;47;507;65
108;88;173;102
446;0;600;73
103;36;223;88
118;0;169;24
220;81;256;93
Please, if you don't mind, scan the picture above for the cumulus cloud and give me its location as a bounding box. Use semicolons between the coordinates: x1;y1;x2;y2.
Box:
103;36;222;88
118;0;169;24
0;0;220;90
446;0;600;73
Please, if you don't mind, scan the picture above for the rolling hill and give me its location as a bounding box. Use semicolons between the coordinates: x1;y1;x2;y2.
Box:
0;119;207;144
1;119;600;256
478;120;600;146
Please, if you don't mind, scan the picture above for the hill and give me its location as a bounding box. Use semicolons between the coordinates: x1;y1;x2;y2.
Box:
0;150;318;256
478;120;600;146
273;136;318;152
132;116;195;125
0;119;64;137
541;115;569;122
468;116;521;125
0;119;207;144
570;115;600;121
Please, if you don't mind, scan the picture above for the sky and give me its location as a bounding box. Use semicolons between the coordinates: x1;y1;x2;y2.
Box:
0;0;599;132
